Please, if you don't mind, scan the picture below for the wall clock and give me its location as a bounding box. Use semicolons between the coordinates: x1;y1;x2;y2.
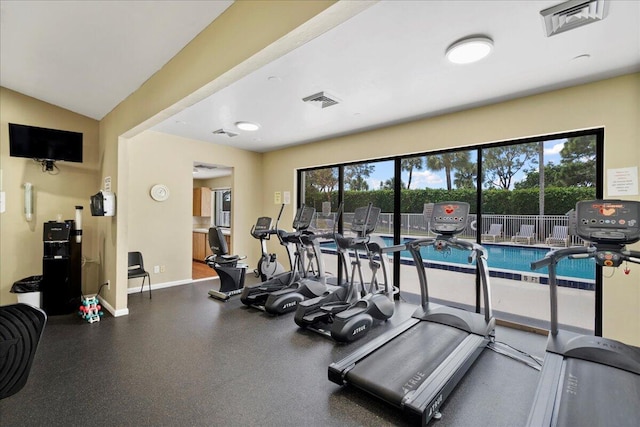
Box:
150;184;170;202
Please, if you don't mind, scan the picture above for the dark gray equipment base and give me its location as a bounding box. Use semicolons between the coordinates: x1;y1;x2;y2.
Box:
0;304;47;400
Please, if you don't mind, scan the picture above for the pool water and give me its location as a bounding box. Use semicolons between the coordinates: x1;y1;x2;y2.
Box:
322;237;595;281
420;243;595;281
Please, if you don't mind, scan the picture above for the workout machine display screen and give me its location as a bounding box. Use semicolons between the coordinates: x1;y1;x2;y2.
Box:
254;217;273;232
351;205;381;235
292;206;316;230
575;200;640;244
429;202;470;235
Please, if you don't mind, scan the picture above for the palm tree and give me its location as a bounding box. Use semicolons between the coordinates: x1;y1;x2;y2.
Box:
401;157;424;189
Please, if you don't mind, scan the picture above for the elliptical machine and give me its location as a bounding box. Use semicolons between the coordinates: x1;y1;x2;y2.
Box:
294;203;395;342
240;204;317;310
251;204;286;282
262;204;345;315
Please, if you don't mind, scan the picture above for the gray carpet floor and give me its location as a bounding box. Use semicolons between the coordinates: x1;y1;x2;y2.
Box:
0;277;547;426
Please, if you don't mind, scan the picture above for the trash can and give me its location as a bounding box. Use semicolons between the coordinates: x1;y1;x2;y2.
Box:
11;275;43;308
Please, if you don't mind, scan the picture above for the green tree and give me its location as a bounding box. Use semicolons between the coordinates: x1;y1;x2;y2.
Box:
344;163;375;191
453;158;476;189
558;135;596;187
483;143;538;190
304;168;337;201
380;177;405;190
401;156;424;189
426;152;470;190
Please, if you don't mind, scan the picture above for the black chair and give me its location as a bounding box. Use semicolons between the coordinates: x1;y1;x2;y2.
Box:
0;303;47;400
205;227;246;301
128;251;151;299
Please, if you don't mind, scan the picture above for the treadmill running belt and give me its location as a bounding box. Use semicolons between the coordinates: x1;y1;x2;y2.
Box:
345;322;467;405
555;358;640;427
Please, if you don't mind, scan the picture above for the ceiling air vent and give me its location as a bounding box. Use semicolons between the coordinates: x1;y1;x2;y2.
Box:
302;91;340;109
212;128;238;138
540;0;607;37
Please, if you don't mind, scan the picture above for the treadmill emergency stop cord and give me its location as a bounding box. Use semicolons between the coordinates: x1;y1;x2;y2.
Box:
487;337;543;371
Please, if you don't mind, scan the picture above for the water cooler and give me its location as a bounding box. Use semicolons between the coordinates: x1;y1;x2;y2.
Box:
41;220;82;315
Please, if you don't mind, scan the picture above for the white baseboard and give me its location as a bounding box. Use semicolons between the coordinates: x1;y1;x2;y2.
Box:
127;276;218;294
98;277;218;317
97;295;129;317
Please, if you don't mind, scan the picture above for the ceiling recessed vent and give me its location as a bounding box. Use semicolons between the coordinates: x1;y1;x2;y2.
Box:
212;128;238;137
541;0;607;37
302;91;340;109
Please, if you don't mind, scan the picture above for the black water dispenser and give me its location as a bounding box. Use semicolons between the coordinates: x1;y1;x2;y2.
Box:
42;221;82;315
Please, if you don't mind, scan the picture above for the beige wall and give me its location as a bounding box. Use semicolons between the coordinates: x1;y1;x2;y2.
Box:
195;175;232;189
97;1;337;314
0;87;100;304
127;130;262;288
262;73;640;345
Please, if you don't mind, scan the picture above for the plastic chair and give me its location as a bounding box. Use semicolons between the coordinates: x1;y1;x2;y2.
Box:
511;224;536;245
0;303;47;400
128;251;151;298
546;225;569;247
481;224;503;243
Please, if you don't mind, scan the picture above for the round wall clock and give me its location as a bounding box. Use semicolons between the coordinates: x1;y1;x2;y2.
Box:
150;184;170;202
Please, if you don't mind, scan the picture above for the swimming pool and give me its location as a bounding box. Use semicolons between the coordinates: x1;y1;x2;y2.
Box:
320;236;595;282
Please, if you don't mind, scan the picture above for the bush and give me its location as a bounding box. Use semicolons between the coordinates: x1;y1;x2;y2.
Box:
305;186;596;215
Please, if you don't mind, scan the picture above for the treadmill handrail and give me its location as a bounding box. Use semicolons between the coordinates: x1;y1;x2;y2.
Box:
404;236;492;320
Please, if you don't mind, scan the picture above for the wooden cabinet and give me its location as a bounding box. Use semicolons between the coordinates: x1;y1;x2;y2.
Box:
192;231;215;262
193;232;206;261
193;188;212;217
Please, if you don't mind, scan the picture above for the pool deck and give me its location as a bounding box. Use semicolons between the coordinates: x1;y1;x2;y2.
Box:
319;252;595;332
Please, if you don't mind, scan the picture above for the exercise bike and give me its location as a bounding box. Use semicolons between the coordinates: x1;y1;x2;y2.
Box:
294;203;394;342
251;204;285;282
205;227;247;301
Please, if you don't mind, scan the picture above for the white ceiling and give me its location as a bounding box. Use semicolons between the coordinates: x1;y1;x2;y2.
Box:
0;0;233;120
2;0;639;160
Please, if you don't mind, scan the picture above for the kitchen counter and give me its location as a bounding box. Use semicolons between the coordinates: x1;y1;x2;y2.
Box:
193;227;230;235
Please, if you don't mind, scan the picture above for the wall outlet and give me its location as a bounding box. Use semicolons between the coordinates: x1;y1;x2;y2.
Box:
154;265;160;274
160;265;166;273
106;279;111;290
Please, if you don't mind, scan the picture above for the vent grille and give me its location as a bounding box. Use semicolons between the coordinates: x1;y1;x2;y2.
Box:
302;91;340;109
212;129;238;138
541;0;607;37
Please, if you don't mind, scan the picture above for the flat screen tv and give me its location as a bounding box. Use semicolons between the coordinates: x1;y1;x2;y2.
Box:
9;123;83;164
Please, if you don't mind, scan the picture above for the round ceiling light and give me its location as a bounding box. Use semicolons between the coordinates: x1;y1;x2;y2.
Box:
235;121;260;131
446;36;493;64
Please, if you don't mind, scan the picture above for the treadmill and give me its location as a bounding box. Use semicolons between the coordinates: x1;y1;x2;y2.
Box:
329;201;495;425
527;199;640;427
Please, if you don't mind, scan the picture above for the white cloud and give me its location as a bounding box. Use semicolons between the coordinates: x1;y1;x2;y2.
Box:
544;142;564;155
410;170;444;188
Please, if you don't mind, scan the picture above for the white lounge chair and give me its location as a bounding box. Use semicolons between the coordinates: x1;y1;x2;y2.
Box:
511;224;536;245
546;225;569;247
481;224;503;243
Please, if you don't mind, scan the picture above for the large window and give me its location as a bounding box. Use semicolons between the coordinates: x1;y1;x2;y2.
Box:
298;129;602;333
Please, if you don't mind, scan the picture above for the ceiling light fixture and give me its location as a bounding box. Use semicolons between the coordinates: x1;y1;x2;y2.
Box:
446;36;493;64
235;121;260;131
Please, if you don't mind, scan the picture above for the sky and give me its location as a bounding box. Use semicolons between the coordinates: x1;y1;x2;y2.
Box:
364;139;566;190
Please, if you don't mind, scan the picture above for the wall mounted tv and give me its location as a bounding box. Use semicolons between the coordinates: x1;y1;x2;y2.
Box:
9;123;83;170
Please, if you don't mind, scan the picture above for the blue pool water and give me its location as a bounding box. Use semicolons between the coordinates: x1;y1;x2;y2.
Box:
322;237;595;281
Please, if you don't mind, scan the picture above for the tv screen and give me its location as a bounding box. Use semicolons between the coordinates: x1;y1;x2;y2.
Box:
9;123;83;163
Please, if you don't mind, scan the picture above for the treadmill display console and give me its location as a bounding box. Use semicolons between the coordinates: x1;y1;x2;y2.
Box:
429;202;470;235
575;200;640;245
